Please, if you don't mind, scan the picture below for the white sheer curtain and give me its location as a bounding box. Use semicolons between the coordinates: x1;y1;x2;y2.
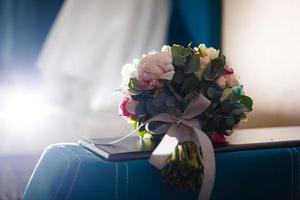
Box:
39;0;170;113
38;0;170;138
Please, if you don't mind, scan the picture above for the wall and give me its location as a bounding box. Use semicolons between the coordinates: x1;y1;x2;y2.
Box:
222;0;300;128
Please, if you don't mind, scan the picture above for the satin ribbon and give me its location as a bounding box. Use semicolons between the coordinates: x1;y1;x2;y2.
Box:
146;94;215;200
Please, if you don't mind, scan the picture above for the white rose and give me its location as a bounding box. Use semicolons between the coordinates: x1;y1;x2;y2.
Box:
121;59;138;88
161;45;172;56
206;47;219;60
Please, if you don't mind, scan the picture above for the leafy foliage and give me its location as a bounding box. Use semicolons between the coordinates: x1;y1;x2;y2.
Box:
128;44;253;136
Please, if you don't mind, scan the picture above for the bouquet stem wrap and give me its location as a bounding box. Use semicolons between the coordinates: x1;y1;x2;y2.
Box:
146;94;215;200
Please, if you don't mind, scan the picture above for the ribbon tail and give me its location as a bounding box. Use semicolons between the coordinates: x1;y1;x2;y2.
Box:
192;127;215;200
149;124;180;169
81;124;143;145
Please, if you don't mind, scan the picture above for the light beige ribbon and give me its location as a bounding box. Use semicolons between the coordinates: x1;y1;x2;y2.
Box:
146;94;215;200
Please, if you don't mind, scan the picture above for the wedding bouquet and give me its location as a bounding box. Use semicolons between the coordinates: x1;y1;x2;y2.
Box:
119;43;253;193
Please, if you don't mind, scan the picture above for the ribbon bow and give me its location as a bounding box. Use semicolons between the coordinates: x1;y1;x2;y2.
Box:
146;94;215;200
83;94;216;200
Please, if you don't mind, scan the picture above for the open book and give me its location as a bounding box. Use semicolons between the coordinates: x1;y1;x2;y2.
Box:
79;126;300;161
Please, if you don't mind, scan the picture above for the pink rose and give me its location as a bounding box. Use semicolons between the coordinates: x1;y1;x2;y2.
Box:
224;66;234;74
211;132;227;144
216;66;239;89
225;74;239;88
216;75;227;89
119;97;138;118
224;66;239;87
137;52;175;90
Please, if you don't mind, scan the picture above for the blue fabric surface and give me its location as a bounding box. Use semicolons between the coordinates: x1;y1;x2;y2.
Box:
0;155;39;200
24;143;300;200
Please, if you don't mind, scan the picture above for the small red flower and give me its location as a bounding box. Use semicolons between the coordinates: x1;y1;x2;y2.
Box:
225;66;234;75
119;97;137;118
211;132;227;144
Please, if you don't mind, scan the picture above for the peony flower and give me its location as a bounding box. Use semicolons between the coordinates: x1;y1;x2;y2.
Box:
211;132;227;144
119;97;138;118
137;51;175;90
206;47;220;60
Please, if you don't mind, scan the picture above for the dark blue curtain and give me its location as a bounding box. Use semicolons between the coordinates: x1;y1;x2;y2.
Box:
0;0;63;81
167;0;221;49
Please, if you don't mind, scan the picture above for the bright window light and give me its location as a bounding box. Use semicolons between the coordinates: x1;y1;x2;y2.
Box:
0;88;55;129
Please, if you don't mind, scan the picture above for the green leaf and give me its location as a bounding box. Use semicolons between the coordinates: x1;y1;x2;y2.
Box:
182;91;198;108
165;106;178;115
225;116;235;126
133;121;152;138
166;96;176;107
207;87;222;100
133;121;139;129
173;69;186;84
229;92;239;104
128;88;142;95
221;101;235;113
171;45;191;67
185;54;200;74
171;45;191;57
211;54;226;68
232;108;249;116
146;100;159;116
205;117;221;132
203;63;226;81
153;94;168;107
128;78;141;90
180;74;199;93
135;102;146;115
240;95;253;111
173;56;187;67
233;85;243;95
203;54;227;81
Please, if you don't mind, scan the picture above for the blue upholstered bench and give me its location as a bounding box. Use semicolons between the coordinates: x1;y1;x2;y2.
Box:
23;141;300;200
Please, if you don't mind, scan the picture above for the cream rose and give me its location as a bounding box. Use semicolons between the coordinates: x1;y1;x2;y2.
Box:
198;44;219;60
206;47;220;60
